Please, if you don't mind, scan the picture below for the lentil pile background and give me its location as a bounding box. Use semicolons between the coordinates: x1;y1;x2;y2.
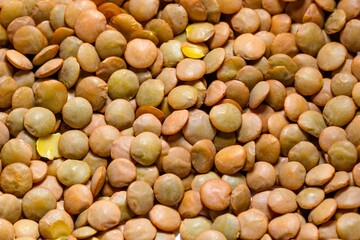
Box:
0;0;360;239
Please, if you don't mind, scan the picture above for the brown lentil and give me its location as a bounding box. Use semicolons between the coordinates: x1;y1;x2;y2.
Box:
268;213;301;239
268;188;298;214
87;200;120;231
238;208;268;240
0;0;360;239
308;198;337;225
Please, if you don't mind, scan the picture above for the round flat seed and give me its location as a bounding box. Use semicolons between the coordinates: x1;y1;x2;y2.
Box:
284;93;310;121
328;140;357;171
30;160;48;183
265;80;286;111
77;43;100;73
249;81;270;109
293;54;319;70
50;27;74;45
208;22;231;49
217;56;246;82
74;9;106;43
340;19;360;53
11;86;35;109
209;103;242;133
160;40;184;67
109;13;143;40
162;110;189;136
268;188;297;214
157;68;178;95
35;58;63;78
323;95;356;127
325;9;346;34
32;45;59;66
294;67;323;96
317;42;347;71
72;226;97;239
331;73;357;97
181;42;208;59
36;133;61;160
58;56;80;89
268;214;301;239
107;68;139;100
237;112;262;143
324;171;350;194
168;85;198;110
234;33;266;60
337;213;360;240
298;110;327;138
231;7;260;34
186;22;215;43
176;58;206;81
49;4;67;30
13;25;48;54
267;111;289;139
334;186;360;209
59;36;83;60
124;38;157;69
5;50;33;70
305;163;335;186
90;166;106;197
204;80;226;106
183;109;217;145
145;18;174;45
296;187;325;210
236;65;264;90
95;30;127;59
203;48;226;74
308;198;337;225
75;76;108;111
136;79;164;107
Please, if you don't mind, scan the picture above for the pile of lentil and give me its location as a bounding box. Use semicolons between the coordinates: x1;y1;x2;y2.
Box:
0;0;360;239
